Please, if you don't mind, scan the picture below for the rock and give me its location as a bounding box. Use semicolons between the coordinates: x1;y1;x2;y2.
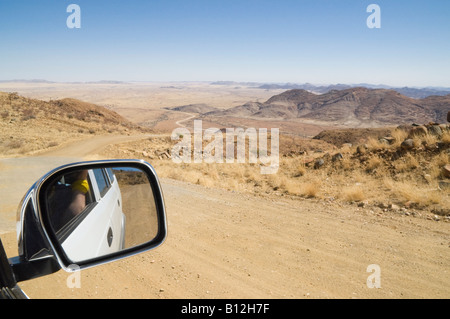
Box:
423;140;438;151
439;180;450;190
356;144;368;155
357;201;368;208
408;125;427;138
404;201;416;209
447;111;450;122
427;124;442;137
389;204;400;211
436;141;446;150
442;164;450;178
397;124;412;132
332;153;343;162
439;124;449;133
380;136;395;145
401;139;415;150
385;136;396;144
314;158;325;169
377;202;389;209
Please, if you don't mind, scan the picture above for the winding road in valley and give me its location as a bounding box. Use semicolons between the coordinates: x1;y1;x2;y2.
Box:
175;112;196;128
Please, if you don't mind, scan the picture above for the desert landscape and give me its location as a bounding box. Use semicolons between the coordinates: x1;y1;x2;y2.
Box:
0;81;449;299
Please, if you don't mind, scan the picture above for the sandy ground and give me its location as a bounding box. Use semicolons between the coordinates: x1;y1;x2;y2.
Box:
0;81;284;113
0;81;292;135
120;183;159;248
0;135;449;299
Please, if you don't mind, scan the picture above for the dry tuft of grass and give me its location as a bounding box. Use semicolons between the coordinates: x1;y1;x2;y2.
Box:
340;185;365;202
431;151;449;168
395;153;420;172
365;155;383;172
366;137;387;151
390;129;409;148
383;179;443;207
282;178;321;198
422;133;439;147
299;180;321;198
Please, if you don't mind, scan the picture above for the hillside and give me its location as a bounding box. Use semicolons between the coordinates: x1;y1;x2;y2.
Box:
204;88;449;126
102;119;450;216
168;103;219;114
0;92;144;157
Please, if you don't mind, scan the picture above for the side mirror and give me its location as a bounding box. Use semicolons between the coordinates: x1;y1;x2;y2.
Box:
12;160;167;281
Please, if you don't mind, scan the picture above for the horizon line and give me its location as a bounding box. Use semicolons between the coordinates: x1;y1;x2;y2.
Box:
1;79;450;91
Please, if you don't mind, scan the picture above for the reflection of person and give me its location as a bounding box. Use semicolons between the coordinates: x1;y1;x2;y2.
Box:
67;170;89;216
49;170;90;231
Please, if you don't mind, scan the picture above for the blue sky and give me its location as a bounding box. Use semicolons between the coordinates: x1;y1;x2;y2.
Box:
0;0;449;87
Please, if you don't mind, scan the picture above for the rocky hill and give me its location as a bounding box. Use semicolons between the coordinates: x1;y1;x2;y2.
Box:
257;83;450;99
168;103;218;114
0;92;144;157
205;88;449;126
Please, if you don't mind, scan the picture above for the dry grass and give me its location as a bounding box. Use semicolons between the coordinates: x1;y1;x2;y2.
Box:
0;92;144;157
383;179;442;207
431;151;449;168
297;180;322;198
367;137;388;150
442;131;450;144
390;128;409;148
422;133;439;147
365;155;383;172
4;90;447;216
99;123;450;216
340;185;365;202
395;153;420;172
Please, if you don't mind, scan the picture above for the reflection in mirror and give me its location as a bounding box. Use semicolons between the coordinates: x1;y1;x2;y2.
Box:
43;166;158;263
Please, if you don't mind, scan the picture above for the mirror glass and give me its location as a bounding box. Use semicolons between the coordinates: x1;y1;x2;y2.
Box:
42;165;159;263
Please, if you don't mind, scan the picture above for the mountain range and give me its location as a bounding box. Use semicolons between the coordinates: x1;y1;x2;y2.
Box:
202;87;449;126
211;81;450;99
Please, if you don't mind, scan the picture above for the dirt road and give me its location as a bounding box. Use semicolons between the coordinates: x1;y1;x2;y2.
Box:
175;112;196;128
0;134;151;233
1;135;449;299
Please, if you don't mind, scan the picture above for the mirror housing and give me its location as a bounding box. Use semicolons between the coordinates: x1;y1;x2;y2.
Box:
11;160;167;282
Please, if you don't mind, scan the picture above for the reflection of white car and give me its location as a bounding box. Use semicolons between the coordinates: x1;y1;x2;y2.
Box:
58;168;125;262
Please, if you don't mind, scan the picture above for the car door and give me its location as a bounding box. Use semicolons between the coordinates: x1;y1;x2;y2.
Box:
60;168;125;263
